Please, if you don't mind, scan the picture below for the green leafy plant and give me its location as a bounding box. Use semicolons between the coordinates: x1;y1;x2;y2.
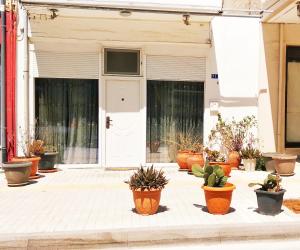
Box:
241;146;261;159
192;164;228;187
248;174;281;192
255;156;266;171
125;166;168;191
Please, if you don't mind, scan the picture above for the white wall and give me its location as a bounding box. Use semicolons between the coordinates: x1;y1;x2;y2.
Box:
19;7;276;160
208;17;274;151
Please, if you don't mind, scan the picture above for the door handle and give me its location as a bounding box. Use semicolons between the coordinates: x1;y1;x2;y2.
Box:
106;116;112;129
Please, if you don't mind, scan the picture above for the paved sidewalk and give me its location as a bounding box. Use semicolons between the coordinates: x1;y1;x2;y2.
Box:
1;164;300;249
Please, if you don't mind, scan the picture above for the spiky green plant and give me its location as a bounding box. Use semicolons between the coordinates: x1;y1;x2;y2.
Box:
248;174;282;192
192;164;228;187
125;166;168;191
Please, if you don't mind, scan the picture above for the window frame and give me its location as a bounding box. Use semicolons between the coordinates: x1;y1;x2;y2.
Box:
103;48;141;76
285;46;300;148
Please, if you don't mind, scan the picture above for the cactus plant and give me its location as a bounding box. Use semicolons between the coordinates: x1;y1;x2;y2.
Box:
192;164;228;187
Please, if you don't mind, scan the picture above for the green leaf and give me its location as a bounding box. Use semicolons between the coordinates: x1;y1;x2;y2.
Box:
248;183;263;188
207;173;216;187
192;164;204;177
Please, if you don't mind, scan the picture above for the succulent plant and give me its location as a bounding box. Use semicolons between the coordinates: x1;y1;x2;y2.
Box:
248;174;282;192
241;146;261;159
125;165;168;191
192;164;228;187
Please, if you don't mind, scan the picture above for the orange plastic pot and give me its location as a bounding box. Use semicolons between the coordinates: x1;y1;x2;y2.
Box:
11;156;41;177
228;151;241;169
187;153;204;171
132;189;162;215
202;183;235;215
209;162;231;177
176;150;192;170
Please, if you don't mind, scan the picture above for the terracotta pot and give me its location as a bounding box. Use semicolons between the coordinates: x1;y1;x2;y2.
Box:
228;151;241;169
243;159;256;172
187;153;204;171
202;183;235;215
273;154;297;176
2;161;31;186
12;156;41;177
209;162;231;177
176;150;192;170
132;189;161;215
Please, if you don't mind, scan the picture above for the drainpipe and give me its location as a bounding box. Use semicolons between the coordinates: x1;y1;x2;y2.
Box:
5;0;17;160
0;0;6;162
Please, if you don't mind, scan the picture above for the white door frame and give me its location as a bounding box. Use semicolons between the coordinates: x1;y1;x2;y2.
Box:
99;51;147;167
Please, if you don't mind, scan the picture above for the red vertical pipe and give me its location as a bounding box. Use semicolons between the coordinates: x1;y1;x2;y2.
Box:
5;6;16;160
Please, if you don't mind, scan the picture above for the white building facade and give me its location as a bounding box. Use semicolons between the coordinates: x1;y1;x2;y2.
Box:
15;0;288;167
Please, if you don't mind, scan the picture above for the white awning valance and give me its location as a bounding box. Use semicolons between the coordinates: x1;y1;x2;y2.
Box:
21;0;223;13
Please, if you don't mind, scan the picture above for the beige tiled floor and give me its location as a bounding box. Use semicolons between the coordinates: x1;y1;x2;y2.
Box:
0;164;300;247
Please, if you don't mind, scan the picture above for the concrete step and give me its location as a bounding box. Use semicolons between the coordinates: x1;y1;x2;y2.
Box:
1;221;300;249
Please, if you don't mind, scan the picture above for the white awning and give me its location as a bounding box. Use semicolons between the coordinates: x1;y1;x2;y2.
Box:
21;0;223;13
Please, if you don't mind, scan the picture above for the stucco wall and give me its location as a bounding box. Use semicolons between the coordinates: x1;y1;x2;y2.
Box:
258;23;280;152
260;23;300;153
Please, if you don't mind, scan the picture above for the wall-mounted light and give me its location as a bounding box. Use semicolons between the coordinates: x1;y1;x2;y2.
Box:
297;1;300;17
182;14;191;25
49;8;58;19
119;10;132;17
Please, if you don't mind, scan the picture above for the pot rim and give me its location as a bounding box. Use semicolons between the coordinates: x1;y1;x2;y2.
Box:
132;188;163;193
2;161;32;168
12;156;41;161
254;188;286;195
43;151;59;156
202;183;235;192
209;162;230;166
272;154;297;160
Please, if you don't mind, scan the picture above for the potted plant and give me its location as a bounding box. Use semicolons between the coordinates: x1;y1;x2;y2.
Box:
192;164;235;215
2;161;32;186
12;129;43;178
205;148;231;177
241;146;261;172
38;145;59;171
208;114;257;169
249;174;285;215
125;166;168;215
168;131;203;170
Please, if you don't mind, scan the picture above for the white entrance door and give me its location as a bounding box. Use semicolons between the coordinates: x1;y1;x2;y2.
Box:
105;79;142;167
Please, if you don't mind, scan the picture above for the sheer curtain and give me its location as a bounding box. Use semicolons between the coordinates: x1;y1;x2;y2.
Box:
147;80;204;163
35;78;98;164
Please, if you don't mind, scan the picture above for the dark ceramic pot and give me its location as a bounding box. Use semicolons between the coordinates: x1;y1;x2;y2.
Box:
255;188;286;215
39;152;58;170
2;161;32;186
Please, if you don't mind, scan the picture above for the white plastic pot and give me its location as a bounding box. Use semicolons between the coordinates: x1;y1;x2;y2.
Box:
243;159;256;172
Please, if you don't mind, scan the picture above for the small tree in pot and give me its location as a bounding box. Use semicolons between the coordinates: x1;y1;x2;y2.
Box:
249;174;285;215
208;114;257;169
125;166;168;215
192;164;235;215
